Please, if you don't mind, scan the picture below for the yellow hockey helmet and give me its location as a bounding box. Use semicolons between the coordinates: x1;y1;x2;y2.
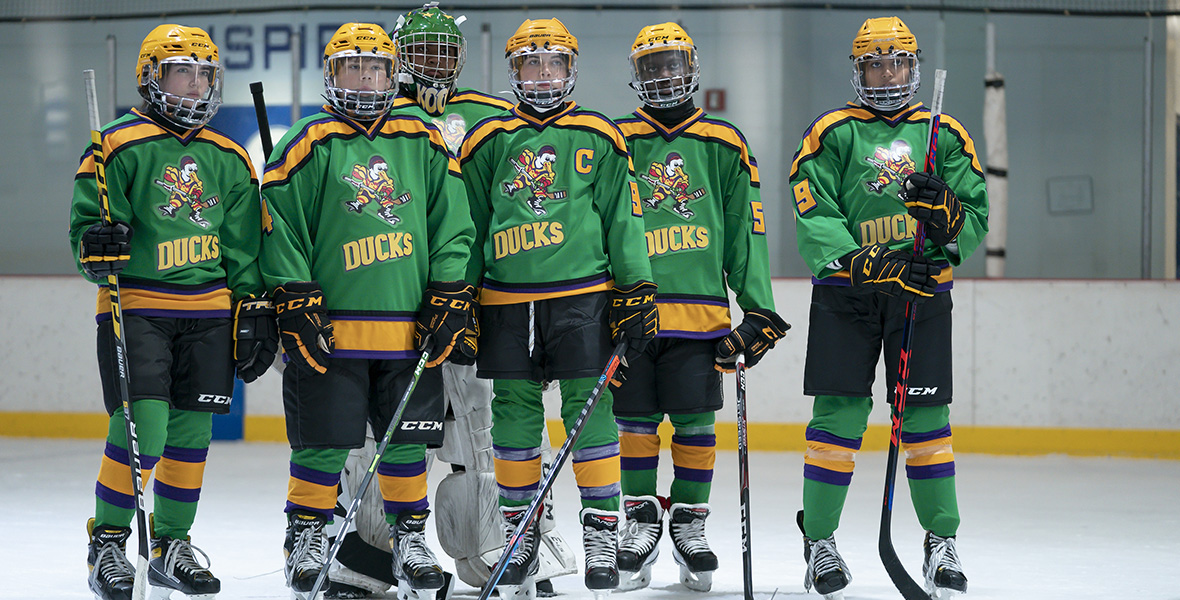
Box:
629;22;699;108
323;23;398;120
136;24;223;128
850;17;920;110
505;18;578;108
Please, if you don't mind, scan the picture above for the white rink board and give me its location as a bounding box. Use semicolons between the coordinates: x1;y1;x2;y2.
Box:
2;276;1178;430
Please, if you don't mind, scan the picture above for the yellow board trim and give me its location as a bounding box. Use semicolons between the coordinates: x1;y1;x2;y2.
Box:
5;412;1180;459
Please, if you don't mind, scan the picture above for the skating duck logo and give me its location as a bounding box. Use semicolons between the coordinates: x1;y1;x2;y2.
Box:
155;156;219;229
341;155;412;226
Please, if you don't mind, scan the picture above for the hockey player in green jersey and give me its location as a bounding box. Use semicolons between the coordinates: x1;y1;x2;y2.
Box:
610;22;790;594
259;22;476;600
789;16;987;599
321;6;577;599
458;17;658;600
70;23;277;600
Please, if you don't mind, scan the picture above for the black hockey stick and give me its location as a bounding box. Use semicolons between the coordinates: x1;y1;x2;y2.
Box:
308;344;434;600
84;69;151;600
879;68;946;600
249;81;274;159
735;353;754;600
477;341;629;600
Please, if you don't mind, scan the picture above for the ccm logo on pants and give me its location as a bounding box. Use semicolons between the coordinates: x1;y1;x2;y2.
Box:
197;394;232;405
399;421;443;431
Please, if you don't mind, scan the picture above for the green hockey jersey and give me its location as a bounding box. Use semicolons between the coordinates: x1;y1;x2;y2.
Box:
458;101;652;306
393;88;515;155
615;107;774;339
259;105;475;359
790;102;988;287
69;108;263;320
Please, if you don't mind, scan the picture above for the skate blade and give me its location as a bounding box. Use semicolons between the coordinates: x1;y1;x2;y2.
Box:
291;589;325;600
591;591;612;600
497;579;537;600
150;585;218;600
678;566;712;593
617;565;652;592
821;592;845;600
928;586;966;600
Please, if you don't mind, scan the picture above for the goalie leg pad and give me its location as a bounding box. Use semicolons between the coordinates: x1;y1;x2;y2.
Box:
434;469;504;588
436;362;494;472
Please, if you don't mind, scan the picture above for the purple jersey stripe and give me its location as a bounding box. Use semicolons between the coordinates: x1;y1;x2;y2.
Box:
656;329;730;340
906;462;956;480
805;427;863;451
161;445;208;463
672;464;714;483
154;480;201;503
804;464;854;487
289;463;341;487
671;434;717;448
901;425;953;445
284;501;333;520
331;349;418;360
104;442;161;470
621;456;659;472
376;461;427;478
95;482;135;510
383;498;430;515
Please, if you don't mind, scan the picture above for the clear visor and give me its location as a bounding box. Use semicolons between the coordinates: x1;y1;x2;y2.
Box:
630;46;699;108
400;35;465;88
142;58;224;128
324;53;397;119
851;53;920;111
508;48;577;108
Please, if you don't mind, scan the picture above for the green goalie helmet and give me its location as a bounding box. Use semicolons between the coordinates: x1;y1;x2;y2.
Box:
394;3;467;116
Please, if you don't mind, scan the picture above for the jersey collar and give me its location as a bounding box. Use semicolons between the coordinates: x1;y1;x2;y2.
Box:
133;108;202;144
849;101;925;127
632;106;704;141
512;101;576;130
325;104;390;140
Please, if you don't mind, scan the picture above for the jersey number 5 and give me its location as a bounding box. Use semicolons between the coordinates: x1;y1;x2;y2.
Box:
750;201;765;234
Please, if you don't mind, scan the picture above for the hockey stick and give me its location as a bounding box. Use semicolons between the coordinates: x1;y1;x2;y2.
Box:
249;81;274;160
477;340;629;600
307;344;434;600
735;352;754;600
879;68;946;600
84;68;152;600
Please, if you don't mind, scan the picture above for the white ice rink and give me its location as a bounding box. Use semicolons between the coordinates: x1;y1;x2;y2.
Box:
3;437;1178;600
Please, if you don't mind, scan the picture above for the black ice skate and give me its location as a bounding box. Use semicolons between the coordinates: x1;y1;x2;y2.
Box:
158;204;180;218
147;534;220;600
672;202;695;219
389;511;445;600
376;206;401;226
284;512;328;600
923;532;967;598
495;505;543;600
580;507;619;598
668;503;718;592
616;495;664;592
188;208;210;229
87;518;136;600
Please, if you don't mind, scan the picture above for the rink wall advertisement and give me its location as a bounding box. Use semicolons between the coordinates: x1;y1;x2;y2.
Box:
3;276;1178;458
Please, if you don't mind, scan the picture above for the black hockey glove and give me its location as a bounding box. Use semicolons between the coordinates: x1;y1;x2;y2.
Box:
415;282;476;368
449;301;480;366
80;220;133;279
714;308;791;372
233;297;279;383
608;281;659;358
273;282;334;374
848;244;939;304
903;172;964;247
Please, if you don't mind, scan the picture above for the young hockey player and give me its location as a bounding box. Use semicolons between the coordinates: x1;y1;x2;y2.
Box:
323;5;577;598
611;22;789;593
789;16;988;599
70;23;276;600
259;22;476;600
458;17;658;600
